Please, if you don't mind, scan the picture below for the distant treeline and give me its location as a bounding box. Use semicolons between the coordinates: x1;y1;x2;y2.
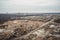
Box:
0;13;60;24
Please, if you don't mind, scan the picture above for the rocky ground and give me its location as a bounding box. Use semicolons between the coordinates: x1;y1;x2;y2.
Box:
0;19;44;40
0;16;60;40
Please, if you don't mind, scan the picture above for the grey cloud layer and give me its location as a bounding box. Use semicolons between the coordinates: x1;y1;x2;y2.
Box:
0;0;60;13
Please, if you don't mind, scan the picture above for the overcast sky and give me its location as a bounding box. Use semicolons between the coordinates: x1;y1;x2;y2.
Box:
0;0;60;13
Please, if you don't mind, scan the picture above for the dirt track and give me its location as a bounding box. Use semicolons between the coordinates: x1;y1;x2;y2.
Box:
14;19;54;39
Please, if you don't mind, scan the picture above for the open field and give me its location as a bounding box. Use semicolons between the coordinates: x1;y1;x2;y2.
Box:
0;13;60;40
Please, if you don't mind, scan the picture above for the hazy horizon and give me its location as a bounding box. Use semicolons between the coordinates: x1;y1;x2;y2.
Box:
0;0;60;13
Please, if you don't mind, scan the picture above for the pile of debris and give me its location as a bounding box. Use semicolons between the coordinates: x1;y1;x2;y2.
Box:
0;29;14;40
0;18;60;40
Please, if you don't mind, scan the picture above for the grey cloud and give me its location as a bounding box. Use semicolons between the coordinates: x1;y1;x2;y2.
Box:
0;0;60;13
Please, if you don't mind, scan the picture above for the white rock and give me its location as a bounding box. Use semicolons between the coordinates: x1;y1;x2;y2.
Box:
13;21;18;23
0;29;5;32
50;25;55;28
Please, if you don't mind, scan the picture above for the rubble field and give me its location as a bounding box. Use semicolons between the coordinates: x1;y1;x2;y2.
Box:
0;16;60;40
0;19;44;40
